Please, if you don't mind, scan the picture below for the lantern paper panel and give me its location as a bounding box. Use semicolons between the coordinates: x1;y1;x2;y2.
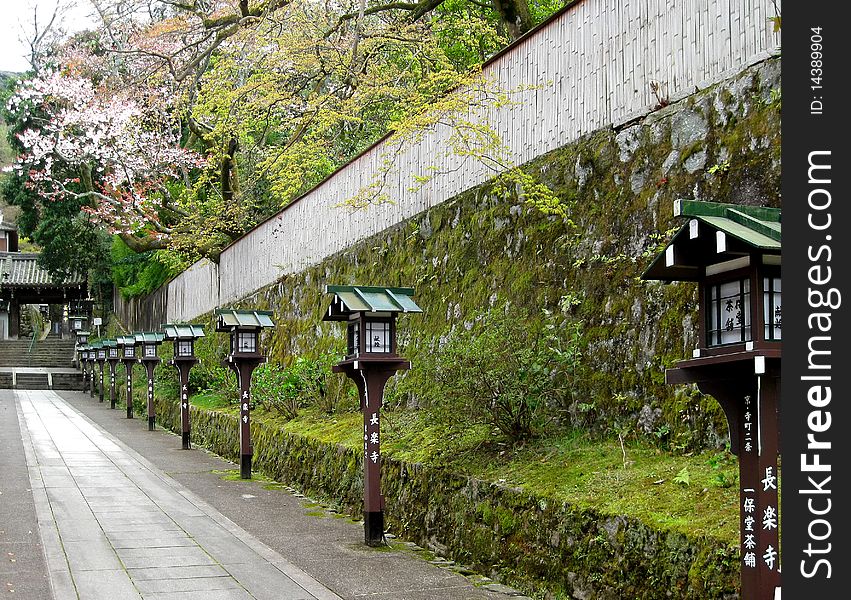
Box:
365;321;391;353
177;340;193;357
144;345;157;358
237;331;257;353
124;346;136;358
763;277;782;341
707;279;752;346
347;322;360;356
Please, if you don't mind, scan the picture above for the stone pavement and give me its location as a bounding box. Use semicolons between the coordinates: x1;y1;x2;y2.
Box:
3;389;524;600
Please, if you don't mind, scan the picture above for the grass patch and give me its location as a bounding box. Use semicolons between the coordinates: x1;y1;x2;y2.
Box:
192;390;232;411
462;434;739;542
197;397;740;545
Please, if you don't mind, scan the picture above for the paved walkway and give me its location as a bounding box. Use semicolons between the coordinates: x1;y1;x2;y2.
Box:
4;390;516;600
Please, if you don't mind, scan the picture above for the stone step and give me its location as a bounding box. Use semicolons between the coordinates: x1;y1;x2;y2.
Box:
0;371;84;390
12;373;50;390
50;373;85;391
0;358;76;367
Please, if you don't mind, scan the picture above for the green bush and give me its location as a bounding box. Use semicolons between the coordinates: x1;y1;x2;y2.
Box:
253;353;345;419
415;301;584;443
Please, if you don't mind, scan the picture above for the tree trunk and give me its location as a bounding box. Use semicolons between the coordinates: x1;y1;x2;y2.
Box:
118;233;168;252
221;137;240;202
491;0;534;40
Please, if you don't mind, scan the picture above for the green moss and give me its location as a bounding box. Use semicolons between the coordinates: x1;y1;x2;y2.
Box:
151;396;739;598
191;390;231;410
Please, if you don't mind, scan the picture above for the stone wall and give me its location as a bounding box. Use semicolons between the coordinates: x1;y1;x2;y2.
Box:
187;57;781;451
154;396;739;599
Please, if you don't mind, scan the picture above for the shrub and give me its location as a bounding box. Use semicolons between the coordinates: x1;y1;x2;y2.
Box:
417;302;584;443
253;352;346;419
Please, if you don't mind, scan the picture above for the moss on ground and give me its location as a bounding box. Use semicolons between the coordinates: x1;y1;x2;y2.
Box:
240;405;739;544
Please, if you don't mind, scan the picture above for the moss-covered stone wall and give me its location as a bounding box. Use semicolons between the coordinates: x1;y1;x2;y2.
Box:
154;396;739;598
138;57;781;599
196;57;781;451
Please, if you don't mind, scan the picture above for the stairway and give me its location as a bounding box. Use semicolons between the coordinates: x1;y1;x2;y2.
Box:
0;334;83;390
0;336;76;368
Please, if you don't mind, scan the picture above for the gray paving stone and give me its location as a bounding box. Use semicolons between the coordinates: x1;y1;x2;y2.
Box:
54;515;106;542
97;515;180;528
187;529;259;566
100;521;185;533
133;575;243;594
224;561;317;600
40;472;78;488
73;569;142;599
140;589;254;600
109;534;197;549
118;546;218;569
64;538;124;571
127;564;231;581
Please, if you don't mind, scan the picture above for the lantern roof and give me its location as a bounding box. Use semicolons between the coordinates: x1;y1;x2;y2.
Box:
642;200;781;282
134;332;165;344
215;308;275;331
162;323;206;340
75;330;91;337
116;335;136;346
102;339;117;348
322;285;423;322
90;341;103;349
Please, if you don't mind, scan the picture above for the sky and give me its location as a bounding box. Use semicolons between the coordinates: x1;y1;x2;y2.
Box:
0;1;96;73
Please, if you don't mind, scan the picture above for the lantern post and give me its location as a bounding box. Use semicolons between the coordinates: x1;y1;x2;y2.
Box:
163;323;206;450
642;200;781;600
68;314;87;337
323;285;422;546
215;309;274;479
104;340;120;409
117;335;137;418
73;329;90;369
78;345;91;393
86;346;97;399
135;332;165;431
95;342;107;403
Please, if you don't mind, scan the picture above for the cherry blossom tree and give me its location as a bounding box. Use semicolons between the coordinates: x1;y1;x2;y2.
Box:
7;54;205;251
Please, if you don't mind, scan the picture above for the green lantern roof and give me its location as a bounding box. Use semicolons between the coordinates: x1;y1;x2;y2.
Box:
134;332;165;344
75;331;92;337
116;335;136;346
323;285;423;321
215;309;275;331
162;323;206;340
642;200;781;282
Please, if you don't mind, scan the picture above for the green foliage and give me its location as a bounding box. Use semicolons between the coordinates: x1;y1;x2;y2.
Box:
673;467;691;486
252;353;345;419
412;301;584;442
706;160;730;176
187;330;234;398
110;237;178;299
